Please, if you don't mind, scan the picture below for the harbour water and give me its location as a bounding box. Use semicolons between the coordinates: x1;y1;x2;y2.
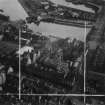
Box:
0;0;28;20
28;22;91;41
0;0;91;41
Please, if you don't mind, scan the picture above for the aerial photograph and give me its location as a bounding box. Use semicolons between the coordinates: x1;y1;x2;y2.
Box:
86;96;105;105
0;95;105;105
86;0;105;95
0;95;85;105
0;0;105;104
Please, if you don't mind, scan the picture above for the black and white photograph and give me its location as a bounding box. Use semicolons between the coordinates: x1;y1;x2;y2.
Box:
0;0;105;104
0;95;85;105
86;1;105;94
86;96;105;105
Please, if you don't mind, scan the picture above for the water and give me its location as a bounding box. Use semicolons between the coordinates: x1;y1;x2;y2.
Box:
0;0;91;41
0;0;28;20
29;22;91;41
